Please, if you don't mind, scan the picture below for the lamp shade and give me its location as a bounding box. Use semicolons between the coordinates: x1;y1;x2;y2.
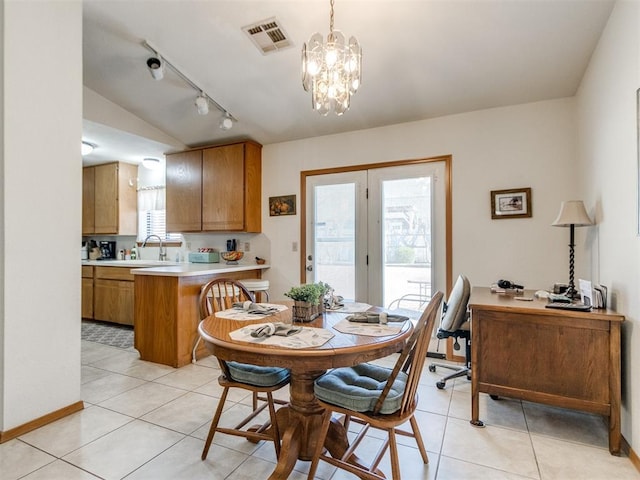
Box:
142;157;161;170
552;200;593;227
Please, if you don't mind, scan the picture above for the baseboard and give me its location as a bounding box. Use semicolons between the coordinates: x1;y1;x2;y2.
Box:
622;435;640;473
0;401;84;443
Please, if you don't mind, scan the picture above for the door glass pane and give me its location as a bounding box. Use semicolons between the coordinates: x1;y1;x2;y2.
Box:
314;183;356;301
382;176;432;312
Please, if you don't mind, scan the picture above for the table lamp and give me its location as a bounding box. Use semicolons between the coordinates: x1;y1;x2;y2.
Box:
552;200;593;298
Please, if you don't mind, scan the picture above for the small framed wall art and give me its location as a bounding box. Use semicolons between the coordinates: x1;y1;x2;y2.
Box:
269;194;296;216
490;187;532;219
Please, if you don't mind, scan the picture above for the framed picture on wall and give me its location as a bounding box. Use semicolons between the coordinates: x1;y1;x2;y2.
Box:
491;187;532;219
269;195;296;216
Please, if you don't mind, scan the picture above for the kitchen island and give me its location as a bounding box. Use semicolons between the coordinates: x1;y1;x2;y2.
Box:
131;262;269;367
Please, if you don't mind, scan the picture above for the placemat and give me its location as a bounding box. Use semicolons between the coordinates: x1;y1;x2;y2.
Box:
325;302;372;313
215;303;288;321
229;323;334;348
333;318;406;337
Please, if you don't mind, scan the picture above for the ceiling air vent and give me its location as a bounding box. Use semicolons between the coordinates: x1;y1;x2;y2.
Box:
242;17;292;55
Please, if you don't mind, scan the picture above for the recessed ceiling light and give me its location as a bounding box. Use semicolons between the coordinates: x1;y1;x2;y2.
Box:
81;141;96;156
142;157;161;170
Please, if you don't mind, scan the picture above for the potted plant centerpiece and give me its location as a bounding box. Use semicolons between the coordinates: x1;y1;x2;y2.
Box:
285;282;332;322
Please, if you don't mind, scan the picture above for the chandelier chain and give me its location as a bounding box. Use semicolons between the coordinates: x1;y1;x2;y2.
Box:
329;0;335;34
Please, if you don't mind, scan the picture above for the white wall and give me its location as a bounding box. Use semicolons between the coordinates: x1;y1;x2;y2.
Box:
1;1;82;430
576;0;639;449
263;98;581;301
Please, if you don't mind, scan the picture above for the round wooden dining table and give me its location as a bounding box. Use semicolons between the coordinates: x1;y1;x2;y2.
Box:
198;303;413;480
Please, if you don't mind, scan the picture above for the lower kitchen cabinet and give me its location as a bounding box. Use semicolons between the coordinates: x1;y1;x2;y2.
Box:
82;266;93;319
91;266;135;326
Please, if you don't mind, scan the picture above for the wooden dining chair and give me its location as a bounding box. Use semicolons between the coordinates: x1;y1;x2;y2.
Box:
307;291;444;480
198;278;290;461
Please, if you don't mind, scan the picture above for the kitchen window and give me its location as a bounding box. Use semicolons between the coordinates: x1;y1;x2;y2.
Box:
137;185;180;242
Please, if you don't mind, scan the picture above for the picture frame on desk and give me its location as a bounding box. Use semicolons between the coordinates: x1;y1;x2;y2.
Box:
490;187;532;219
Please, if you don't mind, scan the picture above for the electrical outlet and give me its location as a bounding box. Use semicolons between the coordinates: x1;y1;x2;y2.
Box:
292;241;298;252
244;242;250;252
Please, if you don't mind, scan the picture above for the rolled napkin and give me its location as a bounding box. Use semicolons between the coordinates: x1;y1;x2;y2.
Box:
346;313;409;324
250;322;302;338
233;301;280;315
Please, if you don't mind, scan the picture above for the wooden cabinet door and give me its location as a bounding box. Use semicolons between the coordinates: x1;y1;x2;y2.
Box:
202;144;245;231
94;163;118;234
166;150;203;232
82;167;95;235
93;279;134;325
81;277;93;319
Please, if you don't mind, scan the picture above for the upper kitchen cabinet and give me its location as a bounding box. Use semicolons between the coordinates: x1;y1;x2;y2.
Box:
166;140;262;233
83;162;137;235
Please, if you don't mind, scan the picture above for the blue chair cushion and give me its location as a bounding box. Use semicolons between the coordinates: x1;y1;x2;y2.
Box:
314;363;408;415
226;361;290;387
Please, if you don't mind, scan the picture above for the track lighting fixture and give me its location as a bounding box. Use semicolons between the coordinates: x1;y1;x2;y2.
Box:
195;94;209;115
219;112;233;130
142;40;237;125
146;56;164;80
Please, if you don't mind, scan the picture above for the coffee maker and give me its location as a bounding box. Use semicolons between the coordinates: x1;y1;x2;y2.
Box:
99;241;116;260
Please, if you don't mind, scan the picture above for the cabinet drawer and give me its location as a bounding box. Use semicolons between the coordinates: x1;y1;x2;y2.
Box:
82;265;94;278
95;266;135;281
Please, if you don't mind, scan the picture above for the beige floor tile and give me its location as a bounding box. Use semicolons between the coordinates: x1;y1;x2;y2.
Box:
448;390;527;431
193;379;252;403
81;341;124;365
99;381;188;418
81;371;146;404
436;455;537;479
20;459;101;479
416;382;454;415
126;435;247;480
531;434;639;479
192;402;270;455
90;351;176;381
141;391;217;435
0;440;55;480
153;363;218;390
523;401;608;448
81;365;112;384
442;417;538;478
225;455;308;480
62;420;184;480
19;405;132;457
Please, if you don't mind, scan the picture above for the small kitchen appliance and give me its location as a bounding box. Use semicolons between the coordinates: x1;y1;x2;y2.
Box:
98;241;116;260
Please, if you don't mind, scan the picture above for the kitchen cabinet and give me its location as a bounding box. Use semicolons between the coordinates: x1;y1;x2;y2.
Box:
81;266;93;319
92;266;135;326
82;162;137;235
166;140;262;233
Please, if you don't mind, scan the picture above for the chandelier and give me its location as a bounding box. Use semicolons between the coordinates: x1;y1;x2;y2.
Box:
301;0;362;116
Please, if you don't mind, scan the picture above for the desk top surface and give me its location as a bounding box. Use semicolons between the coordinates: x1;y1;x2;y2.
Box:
469;287;624;322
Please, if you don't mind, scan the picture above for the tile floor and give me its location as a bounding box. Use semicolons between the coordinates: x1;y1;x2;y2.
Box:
1;341;638;479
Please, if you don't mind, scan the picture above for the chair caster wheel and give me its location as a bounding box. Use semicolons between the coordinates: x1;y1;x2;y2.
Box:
436;381;446;389
490;395;500;400
428;365;436;372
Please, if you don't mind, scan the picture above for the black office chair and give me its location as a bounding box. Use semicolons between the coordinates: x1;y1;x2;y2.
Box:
428;274;471;389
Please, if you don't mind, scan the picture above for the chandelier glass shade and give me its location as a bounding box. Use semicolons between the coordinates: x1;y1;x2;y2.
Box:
301;0;361;116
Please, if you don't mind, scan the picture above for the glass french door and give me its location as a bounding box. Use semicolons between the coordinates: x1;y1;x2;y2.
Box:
305;162;447;311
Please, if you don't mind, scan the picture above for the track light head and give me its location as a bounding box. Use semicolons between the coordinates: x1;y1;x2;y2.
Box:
146;56;164;80
195;95;209;115
219;112;233;130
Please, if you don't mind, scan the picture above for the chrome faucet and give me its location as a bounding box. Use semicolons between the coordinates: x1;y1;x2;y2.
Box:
142;234;166;261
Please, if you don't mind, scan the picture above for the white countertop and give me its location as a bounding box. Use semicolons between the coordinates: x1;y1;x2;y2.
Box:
82;259;269;277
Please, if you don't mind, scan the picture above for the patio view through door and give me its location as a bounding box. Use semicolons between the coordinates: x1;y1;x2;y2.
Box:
304;160;449;317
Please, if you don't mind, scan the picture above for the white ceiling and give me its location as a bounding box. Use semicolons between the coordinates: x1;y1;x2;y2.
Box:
81;0;615;165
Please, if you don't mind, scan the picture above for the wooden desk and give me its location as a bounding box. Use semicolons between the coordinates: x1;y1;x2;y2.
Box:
469;287;624;454
198;306;412;479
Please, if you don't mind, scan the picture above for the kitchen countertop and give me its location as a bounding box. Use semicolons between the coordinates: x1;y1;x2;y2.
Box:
82;259;269;277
